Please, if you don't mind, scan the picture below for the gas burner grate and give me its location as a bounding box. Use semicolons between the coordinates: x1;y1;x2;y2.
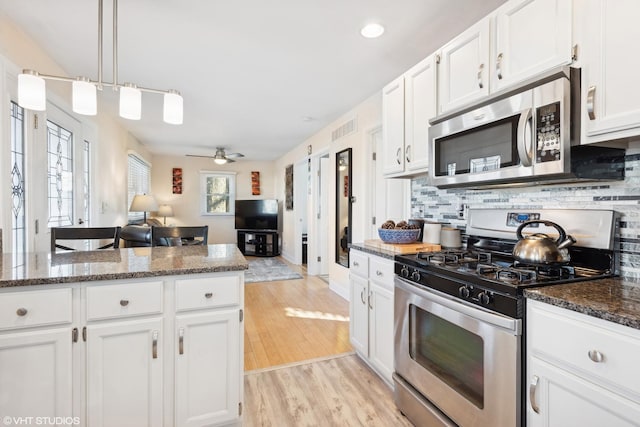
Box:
477;264;538;284
418;251;492;266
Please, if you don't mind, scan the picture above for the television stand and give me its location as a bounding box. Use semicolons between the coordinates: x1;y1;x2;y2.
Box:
237;230;280;257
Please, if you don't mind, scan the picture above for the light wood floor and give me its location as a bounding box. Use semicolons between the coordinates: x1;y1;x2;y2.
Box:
244;354;412;427
244;259;353;371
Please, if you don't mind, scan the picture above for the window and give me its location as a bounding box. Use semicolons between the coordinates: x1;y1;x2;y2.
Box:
128;153;151;221
200;171;236;215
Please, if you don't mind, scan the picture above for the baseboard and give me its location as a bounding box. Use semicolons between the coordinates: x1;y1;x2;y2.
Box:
280;250;295;264
329;278;349;301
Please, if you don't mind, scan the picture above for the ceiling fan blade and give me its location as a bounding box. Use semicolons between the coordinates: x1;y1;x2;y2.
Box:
186;154;214;159
226;152;245;158
225;158;236;163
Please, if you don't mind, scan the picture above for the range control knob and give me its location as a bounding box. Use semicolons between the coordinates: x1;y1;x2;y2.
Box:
400;266;410;278
458;286;471;299
478;291;492;306
411;270;421;282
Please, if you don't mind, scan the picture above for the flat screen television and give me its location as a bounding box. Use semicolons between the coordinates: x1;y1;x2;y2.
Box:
235;199;279;230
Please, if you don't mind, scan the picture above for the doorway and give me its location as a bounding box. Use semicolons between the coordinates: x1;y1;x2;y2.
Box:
303;150;330;277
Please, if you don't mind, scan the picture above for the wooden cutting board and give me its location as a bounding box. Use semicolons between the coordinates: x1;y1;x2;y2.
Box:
364;239;441;254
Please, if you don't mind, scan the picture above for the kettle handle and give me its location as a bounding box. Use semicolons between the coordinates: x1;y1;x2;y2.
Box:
516;220;567;244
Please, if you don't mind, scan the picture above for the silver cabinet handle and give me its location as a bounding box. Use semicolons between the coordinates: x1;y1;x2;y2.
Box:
477;63;484;89
120;299;129;307
496;53;503;80
368;291;373;310
178;328;184;355
405;145;411;163
529;375;540;414
16;307;28;316
353;261;359;267
588;349;604;363
360;289;366;305
396;147;402;165
204;292;213;299
376;270;383;277
72;327;79;343
152;330;159;359
587;85;596;120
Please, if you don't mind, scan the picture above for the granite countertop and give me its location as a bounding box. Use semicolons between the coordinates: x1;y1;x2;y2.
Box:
0;244;248;288
525;277;640;330
349;243;397;260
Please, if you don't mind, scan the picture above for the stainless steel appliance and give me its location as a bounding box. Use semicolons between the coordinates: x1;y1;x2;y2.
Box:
429;67;625;188
393;209;618;427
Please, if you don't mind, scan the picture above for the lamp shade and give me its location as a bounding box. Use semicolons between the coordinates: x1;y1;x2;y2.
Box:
18;70;46;111
72;77;97;115
163;90;183;125
120;83;142;120
157;204;173;217
129;194;159;212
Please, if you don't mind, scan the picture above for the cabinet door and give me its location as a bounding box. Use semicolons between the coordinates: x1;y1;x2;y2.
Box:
368;281;394;384
528;357;640;427
405;55;436;173
493;0;572;92
438;18;491;114
382;76;405;175
86;318;163;427
581;0;640;142
0;328;73;419
175;310;240;427
349;274;369;356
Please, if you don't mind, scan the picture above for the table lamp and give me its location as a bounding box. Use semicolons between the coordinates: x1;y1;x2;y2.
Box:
157;204;174;225
129;194;158;226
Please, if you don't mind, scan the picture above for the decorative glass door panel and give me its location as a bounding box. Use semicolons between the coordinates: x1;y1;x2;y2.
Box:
47;120;74;227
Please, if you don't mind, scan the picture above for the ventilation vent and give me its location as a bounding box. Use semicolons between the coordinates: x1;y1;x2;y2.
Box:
331;117;357;142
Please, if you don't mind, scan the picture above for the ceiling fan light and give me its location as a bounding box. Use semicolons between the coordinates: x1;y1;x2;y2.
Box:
18;69;46;111
119;83;141;120
360;23;385;38
72;77;97;115
214;158;227;165
163;90;183;125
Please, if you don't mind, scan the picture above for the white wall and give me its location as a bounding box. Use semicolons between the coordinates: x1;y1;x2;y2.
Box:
274;93;382;297
150;154;276;244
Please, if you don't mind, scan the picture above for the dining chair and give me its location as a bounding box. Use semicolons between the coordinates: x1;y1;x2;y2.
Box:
150;226;209;247
51;226;121;253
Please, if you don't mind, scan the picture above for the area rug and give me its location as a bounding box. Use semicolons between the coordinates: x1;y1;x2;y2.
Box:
244;257;303;283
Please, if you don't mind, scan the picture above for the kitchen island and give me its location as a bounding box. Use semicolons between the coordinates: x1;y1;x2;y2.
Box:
0;244;248;427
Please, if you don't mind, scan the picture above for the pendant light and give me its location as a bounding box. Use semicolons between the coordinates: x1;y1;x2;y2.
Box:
17;0;183;124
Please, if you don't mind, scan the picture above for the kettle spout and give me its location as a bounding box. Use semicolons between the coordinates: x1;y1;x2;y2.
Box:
557;235;577;250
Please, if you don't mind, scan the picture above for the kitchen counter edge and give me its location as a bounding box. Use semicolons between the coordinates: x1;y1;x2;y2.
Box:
524;277;640;330
349;243;397;260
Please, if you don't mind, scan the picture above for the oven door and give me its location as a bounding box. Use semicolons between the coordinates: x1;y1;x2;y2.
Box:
394;277;522;427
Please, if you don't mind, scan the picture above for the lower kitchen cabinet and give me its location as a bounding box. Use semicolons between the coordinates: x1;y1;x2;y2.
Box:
527;299;640;426
349;249;394;385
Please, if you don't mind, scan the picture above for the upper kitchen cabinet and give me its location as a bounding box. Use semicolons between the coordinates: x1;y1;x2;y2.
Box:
492;0;572;92
437;18;491;114
437;0;572;115
382;54;436;177
576;0;640;144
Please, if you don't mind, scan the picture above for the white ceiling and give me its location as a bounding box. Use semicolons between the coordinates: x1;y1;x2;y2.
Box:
0;0;506;161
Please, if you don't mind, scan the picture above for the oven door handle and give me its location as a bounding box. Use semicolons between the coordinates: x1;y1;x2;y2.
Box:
517;108;533;167
395;277;521;334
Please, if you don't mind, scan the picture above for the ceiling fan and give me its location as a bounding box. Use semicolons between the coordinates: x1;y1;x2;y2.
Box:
186;147;245;164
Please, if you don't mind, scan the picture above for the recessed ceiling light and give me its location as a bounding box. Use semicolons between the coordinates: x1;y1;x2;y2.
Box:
360;23;385;39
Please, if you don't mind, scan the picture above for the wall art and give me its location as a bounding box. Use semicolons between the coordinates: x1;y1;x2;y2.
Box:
172;168;182;194
251;171;261;195
285;164;294;210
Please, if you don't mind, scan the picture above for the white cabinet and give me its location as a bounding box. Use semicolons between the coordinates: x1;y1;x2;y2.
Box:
438;18;491;114
493;0;572;92
86;317;164;427
382;54;435;177
0;288;73;421
577;0;640;144
349;249;394;384
437;0;572;115
527;299;640;426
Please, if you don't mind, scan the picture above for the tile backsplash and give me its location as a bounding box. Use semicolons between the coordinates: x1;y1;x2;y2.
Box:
411;153;640;279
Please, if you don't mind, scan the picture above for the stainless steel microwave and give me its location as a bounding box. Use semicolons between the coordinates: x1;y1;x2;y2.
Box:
428;67;624;189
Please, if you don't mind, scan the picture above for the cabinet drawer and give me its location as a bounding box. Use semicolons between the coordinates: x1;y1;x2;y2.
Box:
175;275;240;312
86;281;163;321
350;251;369;278
0;288;72;330
369;257;394;289
528;301;640;398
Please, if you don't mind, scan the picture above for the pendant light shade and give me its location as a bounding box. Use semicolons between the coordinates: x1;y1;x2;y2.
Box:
18;70;46;111
72;77;97;115
119;83;141;120
163;90;183;125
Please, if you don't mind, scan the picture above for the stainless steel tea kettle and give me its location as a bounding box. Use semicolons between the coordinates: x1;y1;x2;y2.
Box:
512;220;576;265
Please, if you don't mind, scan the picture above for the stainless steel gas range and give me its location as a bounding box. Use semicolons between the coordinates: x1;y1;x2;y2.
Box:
393;209;618;427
